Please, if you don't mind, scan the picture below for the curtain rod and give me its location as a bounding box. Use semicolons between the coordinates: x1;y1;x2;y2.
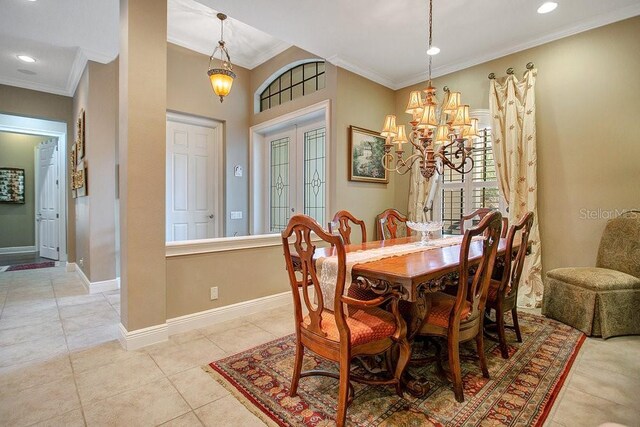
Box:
488;62;534;79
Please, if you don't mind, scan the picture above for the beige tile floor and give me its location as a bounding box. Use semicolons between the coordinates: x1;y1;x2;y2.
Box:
0;266;638;427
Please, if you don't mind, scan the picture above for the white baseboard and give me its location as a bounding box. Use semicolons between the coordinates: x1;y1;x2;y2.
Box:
66;262;77;272
167;291;292;336
118;323;168;351
0;246;36;254
89;278;119;294
118;290;293;350
74;265;120;294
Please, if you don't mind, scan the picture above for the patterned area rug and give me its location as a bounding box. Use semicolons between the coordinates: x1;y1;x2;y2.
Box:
5;261;56;272
206;312;584;426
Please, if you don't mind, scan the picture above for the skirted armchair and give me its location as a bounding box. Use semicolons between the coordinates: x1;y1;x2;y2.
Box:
542;211;640;338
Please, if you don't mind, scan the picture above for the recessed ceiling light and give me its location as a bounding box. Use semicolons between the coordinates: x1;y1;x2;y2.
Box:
17;55;36;63
537;2;558;14
427;46;440;56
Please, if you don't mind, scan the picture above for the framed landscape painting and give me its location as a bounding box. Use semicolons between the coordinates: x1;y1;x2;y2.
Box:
349;125;388;183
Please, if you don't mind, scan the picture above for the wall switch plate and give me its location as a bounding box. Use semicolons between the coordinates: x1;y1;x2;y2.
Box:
78;258;84;267
230;211;243;220
210;286;219;301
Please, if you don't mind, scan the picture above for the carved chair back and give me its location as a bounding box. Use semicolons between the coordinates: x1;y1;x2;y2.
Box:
329;210;367;245
282;214;350;340
376;209;412;240
498;211;534;301
461;207;508;238
453;211;503;325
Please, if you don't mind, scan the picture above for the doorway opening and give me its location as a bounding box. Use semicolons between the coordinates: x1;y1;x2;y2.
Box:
0;114;68;267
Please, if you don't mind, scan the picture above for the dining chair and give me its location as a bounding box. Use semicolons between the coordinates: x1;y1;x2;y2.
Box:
461;207;508;238
376;208;412;240
282;214;410;426
484;211;534;358
329;210;367;244
416;211;503;402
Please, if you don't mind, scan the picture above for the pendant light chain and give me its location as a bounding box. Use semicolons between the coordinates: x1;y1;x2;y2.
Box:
428;0;433;85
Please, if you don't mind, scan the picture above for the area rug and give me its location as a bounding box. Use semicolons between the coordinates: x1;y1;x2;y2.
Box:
206;312;584;426
5;261;56;271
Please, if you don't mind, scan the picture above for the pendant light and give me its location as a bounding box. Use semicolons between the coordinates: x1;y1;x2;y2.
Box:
207;13;236;102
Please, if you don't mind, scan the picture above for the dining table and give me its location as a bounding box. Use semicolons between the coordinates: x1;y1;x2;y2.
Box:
291;233;521;396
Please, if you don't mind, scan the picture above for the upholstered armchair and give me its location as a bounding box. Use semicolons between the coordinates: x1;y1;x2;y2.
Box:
542;211;640;338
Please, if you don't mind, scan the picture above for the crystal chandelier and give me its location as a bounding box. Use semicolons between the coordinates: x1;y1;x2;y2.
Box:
380;0;479;179
207;13;236;102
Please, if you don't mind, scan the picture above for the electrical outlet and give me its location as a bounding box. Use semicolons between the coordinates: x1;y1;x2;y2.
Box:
210;286;219;301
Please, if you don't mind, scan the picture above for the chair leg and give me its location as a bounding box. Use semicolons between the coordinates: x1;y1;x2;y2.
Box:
448;338;464;403
336;352;351;427
289;342;304;397
475;332;490;378
394;338;411;397
512;307;522;342
496;308;509;359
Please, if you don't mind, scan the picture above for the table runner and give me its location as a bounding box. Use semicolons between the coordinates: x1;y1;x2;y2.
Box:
317;235;469;310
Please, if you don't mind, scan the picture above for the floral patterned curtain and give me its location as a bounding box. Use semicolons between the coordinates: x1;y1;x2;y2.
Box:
489;69;543;308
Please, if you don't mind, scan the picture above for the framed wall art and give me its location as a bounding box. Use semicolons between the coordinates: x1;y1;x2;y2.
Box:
348;125;389;184
0;167;26;204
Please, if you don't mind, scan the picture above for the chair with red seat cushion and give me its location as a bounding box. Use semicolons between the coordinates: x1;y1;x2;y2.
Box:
485;212;534;359
282;214;411;427
416;211;503;402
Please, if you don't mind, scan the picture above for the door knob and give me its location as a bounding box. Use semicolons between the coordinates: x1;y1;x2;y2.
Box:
208;214;214;219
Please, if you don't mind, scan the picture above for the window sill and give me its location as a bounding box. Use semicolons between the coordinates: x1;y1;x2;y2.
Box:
165;233;323;257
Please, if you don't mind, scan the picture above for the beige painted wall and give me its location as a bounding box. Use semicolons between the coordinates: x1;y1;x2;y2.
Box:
166;43;251;237
0;132;50;248
394;16;640;272
165;54;396;319
0;84;74;260
72;60;119;282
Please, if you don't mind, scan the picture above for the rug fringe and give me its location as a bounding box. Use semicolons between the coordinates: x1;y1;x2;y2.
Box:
202;364;282;427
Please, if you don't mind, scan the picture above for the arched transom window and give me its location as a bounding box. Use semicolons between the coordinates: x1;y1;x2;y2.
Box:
259;61;326;112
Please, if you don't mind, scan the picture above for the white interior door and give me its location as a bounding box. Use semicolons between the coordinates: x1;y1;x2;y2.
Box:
36;139;59;260
166;119;219;242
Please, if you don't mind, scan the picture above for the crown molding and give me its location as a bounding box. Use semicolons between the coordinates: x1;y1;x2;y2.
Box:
66;48;88;97
394;3;640;89
0;75;73;97
245;40;292;69
326;54;397;89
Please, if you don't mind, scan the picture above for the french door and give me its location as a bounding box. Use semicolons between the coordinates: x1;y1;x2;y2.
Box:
35;139;60;260
266;121;326;232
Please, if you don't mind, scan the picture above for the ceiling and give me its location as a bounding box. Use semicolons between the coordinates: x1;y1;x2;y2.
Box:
0;0;638;96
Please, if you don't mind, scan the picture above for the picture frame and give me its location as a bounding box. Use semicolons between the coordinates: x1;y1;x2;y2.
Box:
0;167;26;204
77;109;85;160
348;125;389;184
75;160;87;197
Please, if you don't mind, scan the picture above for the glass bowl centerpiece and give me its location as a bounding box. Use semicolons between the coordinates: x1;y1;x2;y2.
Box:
406;221;444;246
